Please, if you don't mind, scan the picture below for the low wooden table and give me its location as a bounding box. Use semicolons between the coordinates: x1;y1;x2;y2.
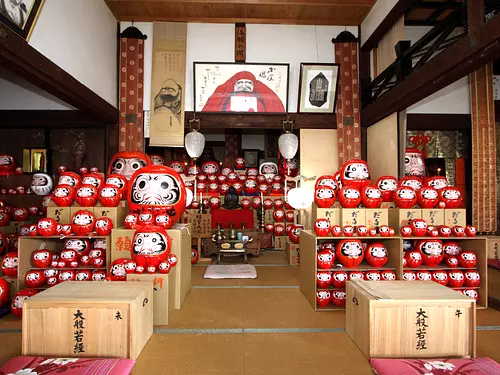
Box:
22;281;153;360
216;239;249;264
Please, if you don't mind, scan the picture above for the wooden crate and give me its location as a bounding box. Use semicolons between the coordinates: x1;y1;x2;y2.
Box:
18;236;111;290
275;236;287;250
444;209;466;227
388;208;422;229
365;208;388;228
311;204;340;226
46;206;71;224
111;227;191;309
341;208;366;227
406;237;488;309
127;273;175;326
421;209;444;226
93;205;128;228
286;243;300;265
22;281;153;360
346;280;476;359
486;236;500;259
299;230;402;311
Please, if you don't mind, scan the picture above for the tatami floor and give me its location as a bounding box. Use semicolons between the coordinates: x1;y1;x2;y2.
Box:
1;251;500;374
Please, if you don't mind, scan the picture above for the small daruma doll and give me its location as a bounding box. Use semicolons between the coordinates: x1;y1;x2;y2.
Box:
314;186;336;208
37;218;58;236
404;148;426;177
75;185;98;207
51;185;75;207
376;176;398;202
338;186;361;208
400;176;423;192
288;224;304;244
340;160;371;191
365;243;388;267
95;218;113;236
98;185;121;207
314;219;330;237
202;161;219;175
394;187;417;208
439;187;462;208
426;176;448;190
11;289;38;318
106;174;128;199
131;226;173;273
417;240;443;267
361;186;383;208
336;240;364;268
417;187;439;209
71;210;96;236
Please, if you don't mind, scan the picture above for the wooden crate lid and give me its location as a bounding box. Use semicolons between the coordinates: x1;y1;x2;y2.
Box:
350;280;473;302
27;281;152;303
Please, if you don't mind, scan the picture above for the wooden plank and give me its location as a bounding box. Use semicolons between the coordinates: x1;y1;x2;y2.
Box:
235;23;246;62
299;230;317;309
361;0;417;52
0;110;108;128
361;12;500;127
0;24;118;124
406;113;471;130
107;0;375;5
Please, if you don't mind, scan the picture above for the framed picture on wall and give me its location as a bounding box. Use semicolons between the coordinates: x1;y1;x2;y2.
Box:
298;63;340;114
193;62;289;113
0;0;45;40
243;149;260;168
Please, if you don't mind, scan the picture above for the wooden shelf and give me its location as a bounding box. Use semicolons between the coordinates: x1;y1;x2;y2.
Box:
319;265;397;271
21;235;109;239
405;265;477;271
27;267;106;271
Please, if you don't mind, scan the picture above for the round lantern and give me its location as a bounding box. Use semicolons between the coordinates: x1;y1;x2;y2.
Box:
314;219;330;237
315;175;337;192
71;210;96;236
37;218;58;236
336;240;364;268
376;176;398;202
417;187;439;209
95;218;113;236
273;209;285;222
51;184;76;207
361;185;383;208
417;239;443;267
340;160;371;191
131;226;173;273
75;184;98;207
278;132;298;161
394;187;417;208
316;291;331;307
2;252;18;277
0;154;16;176
314;186;336;208
439;187;462;208
448;270;464;287
458;251;476;268
185;128;205;160
381;270;397;281
107;151;151;181
287;187;313;210
58;172;82;188
316;271;332;288
11;289;38;318
464;270;480;287
288;224;304;244
337;186;361;208
425;176;448;190
127;165;186;225
30;173;53;195
13;208;29;221
365;243;388;267
399;176;423;192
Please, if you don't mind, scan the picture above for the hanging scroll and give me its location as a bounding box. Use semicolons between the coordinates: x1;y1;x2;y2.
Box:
150;22;187;147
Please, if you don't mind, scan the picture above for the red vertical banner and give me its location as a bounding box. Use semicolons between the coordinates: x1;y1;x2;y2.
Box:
119;27;147;152
333;31;361;169
470;64;497;232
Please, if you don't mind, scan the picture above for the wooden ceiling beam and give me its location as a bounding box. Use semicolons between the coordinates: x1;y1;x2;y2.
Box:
361;11;500;127
0;110;107;128
106;0;374;6
361;0;418;52
0;23;118;124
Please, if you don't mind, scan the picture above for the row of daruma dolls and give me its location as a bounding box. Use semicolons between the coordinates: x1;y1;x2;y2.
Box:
314;160;462;209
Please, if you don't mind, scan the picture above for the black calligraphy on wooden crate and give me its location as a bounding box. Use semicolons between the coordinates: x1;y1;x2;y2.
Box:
415;308;428;351
73;309;85;354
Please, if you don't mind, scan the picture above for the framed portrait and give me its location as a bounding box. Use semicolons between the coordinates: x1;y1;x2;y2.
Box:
0;0;44;40
298;63;340;114
243;149;260;168
193;62;289;113
23;148;47;172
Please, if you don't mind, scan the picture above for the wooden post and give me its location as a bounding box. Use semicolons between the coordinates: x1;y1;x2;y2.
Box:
235;23;246;63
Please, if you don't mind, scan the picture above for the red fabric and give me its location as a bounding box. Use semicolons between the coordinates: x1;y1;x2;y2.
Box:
370;358;500;375
211;208;254;229
202;71;285;113
0;356;135;375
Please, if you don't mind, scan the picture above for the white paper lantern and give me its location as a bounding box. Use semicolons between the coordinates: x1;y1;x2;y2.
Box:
185;130;205;159
287;187;313;210
185;188;193;207
278;132;298;160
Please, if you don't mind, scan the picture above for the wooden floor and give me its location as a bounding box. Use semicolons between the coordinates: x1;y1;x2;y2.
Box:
1;252;500;375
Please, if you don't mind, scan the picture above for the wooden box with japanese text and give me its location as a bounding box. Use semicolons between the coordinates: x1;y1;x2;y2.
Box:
127;273;175;326
388;208;422;229
311;204;340;226
286;243;300;265
340;208;366;227
186;212;211;238
264;210;274;224
111;227;191;309
421;209;444;226
275;235;287;250
444;209;466;227
46;207;71;224
346;280;475;359
487;236;500;259
365;209;388;228
22;281;153;360
93;205;128;228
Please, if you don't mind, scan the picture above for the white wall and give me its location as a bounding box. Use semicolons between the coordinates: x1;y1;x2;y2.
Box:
30;0;118;107
405;26;471;114
0;66;74;110
361;0;398;46
123;22;357;113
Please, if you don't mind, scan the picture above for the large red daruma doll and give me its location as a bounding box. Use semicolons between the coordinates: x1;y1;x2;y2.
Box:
336;240;364;268
340;160;371;191
439;187;462;208
107;151;151;181
131;226;173;273
127;165;186;225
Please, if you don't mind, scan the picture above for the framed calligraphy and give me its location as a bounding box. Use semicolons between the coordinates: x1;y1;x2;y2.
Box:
193;62;289;113
298;63;340;114
0;0;44;40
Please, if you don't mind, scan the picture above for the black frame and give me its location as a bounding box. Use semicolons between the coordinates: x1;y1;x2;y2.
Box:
0;0;44;40
297;63;340;114
193;61;290;114
243;149;260;168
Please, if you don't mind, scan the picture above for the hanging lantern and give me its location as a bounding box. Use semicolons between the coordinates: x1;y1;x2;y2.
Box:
287;187;313;210
185;116;205;160
278;117;298;160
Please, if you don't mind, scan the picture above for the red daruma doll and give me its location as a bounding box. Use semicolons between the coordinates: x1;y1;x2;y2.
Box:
131;226;173;274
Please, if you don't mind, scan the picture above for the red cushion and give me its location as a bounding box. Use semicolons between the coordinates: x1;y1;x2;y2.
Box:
370;358;500;375
0;356;135;375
